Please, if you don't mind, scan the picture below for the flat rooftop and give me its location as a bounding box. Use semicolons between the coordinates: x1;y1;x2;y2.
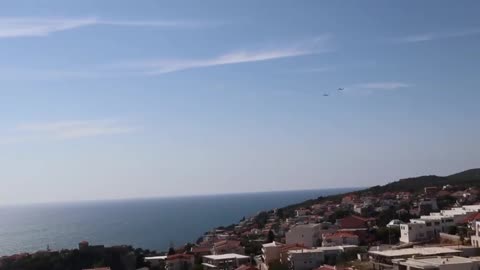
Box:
288;246;357;254
396;256;480;268
369;247;461;258
145;256;167;260
262;242;281;248
203;253;249;260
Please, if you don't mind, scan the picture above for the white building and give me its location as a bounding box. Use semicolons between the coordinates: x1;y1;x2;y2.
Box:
262;242;282;265
145;255;167;268
202;254;250;270
471;221;480;247
287;246;354;270
393;256;480;270
400;216;454;243
287;248;325;270
286;223;337;248
369;247;463;267
401;204;480;243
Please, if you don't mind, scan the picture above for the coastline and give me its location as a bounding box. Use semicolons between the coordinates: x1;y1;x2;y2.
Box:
0;188;359;257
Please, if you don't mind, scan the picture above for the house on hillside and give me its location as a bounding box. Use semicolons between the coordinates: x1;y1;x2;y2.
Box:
321;232;359;247
337;215;375;229
166;254;195;270
212;240;245;255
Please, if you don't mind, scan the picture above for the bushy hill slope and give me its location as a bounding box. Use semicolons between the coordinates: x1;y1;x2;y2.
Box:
279;168;480;216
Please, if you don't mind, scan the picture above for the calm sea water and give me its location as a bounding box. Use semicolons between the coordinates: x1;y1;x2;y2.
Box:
0;188;357;256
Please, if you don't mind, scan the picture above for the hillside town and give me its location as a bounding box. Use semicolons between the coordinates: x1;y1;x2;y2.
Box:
3;182;480;270
143;183;480;270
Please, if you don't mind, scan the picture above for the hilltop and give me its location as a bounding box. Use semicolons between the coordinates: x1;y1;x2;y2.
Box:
278;168;480;216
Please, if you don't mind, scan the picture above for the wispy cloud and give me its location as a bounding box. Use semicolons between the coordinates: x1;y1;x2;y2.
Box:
354;82;410;90
290;66;336;73
115;36;331;75
0;17;214;38
396;29;480;43
16;120;137;139
0;36;330;79
0;120;137;145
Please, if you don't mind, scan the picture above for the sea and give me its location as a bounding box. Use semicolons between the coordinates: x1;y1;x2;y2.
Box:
0;188;358;256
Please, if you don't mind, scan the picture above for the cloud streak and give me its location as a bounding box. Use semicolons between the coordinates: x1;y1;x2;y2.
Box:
117;36;331;75
16;120;137;139
354;82;410;90
0;120;137;145
396;29;480;43
0;17;214;38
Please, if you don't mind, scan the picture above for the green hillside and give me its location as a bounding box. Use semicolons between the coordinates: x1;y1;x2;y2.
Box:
278;168;480;216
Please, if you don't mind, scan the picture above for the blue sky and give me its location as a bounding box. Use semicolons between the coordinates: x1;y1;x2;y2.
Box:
0;1;479;205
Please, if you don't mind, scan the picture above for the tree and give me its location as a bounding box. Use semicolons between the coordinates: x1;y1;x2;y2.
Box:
168;241;176;256
448;226;458;235
375;227;400;244
267;230;275;243
269;261;289;270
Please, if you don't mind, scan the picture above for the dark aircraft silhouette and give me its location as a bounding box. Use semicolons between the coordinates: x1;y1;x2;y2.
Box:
323;93;329;97
338;87;344;91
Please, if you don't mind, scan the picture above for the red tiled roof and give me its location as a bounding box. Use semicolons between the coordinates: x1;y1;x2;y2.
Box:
462;212;480;223
279;243;305;253
166;254;194;261
235;265;259;270
191;246;211;253
338;215;375;229
323;232;358;239
214;240;241;248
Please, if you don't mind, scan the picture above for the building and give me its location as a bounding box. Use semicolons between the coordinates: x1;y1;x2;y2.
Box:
286;223;337;248
471;221;480;247
400;217;455;243
393;256;480;270
387;220;405;229
287;248;325;270
202;254;250;270
400;204;480;243
279;244;306;265
213;240;245;255
145;255;167;269
315;265;353;270
262;242;282;265
337;216;375;229
286;224;322;248
166;254;195;270
296;208;310;217
353;204;370;216
321;232;359;247
287;246;355;270
341;195;358;206
369;247;462;270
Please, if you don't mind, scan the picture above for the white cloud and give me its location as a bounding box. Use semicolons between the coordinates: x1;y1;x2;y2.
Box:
15;120;137;140
117;36;331;75
354;82;410;90
396;29;480;43
0;17;213;38
291;66;335;73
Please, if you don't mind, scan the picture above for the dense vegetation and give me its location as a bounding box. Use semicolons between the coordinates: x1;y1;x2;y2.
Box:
277;168;480;218
0;246;151;270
